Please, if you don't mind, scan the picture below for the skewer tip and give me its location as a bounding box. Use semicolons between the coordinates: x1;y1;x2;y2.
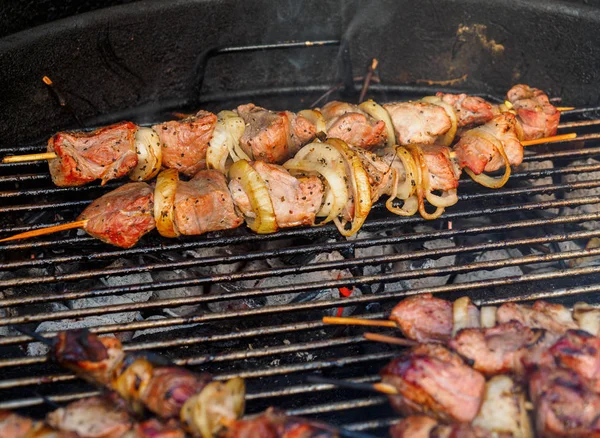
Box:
42;75;53;86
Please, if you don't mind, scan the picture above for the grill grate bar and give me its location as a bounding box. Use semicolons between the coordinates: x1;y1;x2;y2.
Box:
3;246;600;327
285;397;388;417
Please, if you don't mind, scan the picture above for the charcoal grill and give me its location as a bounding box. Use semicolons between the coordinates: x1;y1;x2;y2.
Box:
1;0;600;436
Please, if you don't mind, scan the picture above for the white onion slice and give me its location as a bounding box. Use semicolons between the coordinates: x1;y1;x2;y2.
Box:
452;296;480;336
358;100;396;147
421;96;458;147
228;160;277;234
473;375;533;438
129;127;162;181
463;129;511;189
327;138;372;236
480;306;498;328
385;146;419;216
206;119;230;173
154;169;180;237
405;144;445;220
298;109;326;135
573;302;600;336
285;142;348;224
181;377;246;438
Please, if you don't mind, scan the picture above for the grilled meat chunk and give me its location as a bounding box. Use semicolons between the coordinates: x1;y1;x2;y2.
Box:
78;182;155;248
354;148;395;203
506;84;560;140
390;416;493;438
133;419;185;438
529;367;600;437
321;101;387;149
547;330;600;392
390;294;453;343
174;170;243;235
229;161;323;229
496;301;578;335
381;344;486;423
449;321;543;376
236;104;316;163
48;121;138;187
52;330;125;388
420;145;461;191
153;110;217;177
0;411;77;438
383;102;452;145
453;113;523;175
436;93;497;129
47;396;132;438
225;408;337;438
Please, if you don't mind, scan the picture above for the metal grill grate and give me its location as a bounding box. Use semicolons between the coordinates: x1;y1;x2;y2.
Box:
1;43;600;435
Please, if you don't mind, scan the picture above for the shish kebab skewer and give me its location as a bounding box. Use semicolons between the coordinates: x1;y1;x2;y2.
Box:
0;108;577;246
14;328;246;438
1;85;572;188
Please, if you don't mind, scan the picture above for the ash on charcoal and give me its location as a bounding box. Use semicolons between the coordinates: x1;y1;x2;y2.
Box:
151;269;206;316
207;252;360;316
355;231;396;291
559;238;600;268
562;157;600;230
518;159;558;216
453;249;524;283
385;225;457;292
182;246;246;276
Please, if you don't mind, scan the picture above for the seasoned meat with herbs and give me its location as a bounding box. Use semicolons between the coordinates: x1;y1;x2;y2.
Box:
153;110;217;177
236;104;316;163
174;170;243;236
420;145;461;191
381;344;486;423
383;102;452;145
496;301;578;335
321;101;387;149
389;294;453;343
453;113;523;175
78;182;155;248
48;121;138;186
507;84;560;140
436;92;497;129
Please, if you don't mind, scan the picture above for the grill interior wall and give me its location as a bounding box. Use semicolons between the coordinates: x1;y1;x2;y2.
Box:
1;84;600;435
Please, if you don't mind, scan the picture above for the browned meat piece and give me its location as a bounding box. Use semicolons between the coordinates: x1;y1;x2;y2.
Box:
321;101;387;149
236;104;316;163
436;93;497;128
383;102;452;145
453;113;523;175
529;367;600;437
225;408;337;438
173;170;243;236
141;367;211;419
353;148;395;203
284;111;318;156
52;330;125;388
46;396;132;438
506;84;560;140
548;330;600;392
389;416;438;438
420;145;461;191
449;321;544;375
134;419;185;438
390;416;494;438
153;110;217;177
0;411;35;438
48;121;138;187
389;294;453;343
230;161;323;229
381;344;486;423
496;301;577;335
78;182;155;248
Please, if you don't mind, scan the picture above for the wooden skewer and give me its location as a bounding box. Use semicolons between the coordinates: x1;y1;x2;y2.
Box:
556;107;575;111
2;152;58;163
322;316;397;328
521;132;577;147
363;332;418;347
0;220;87;243
306;375;399;395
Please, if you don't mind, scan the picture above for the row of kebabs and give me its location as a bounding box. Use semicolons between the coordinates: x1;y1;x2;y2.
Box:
340;294;600;437
16;84;556;187
3;294;598;437
1;85;566;246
